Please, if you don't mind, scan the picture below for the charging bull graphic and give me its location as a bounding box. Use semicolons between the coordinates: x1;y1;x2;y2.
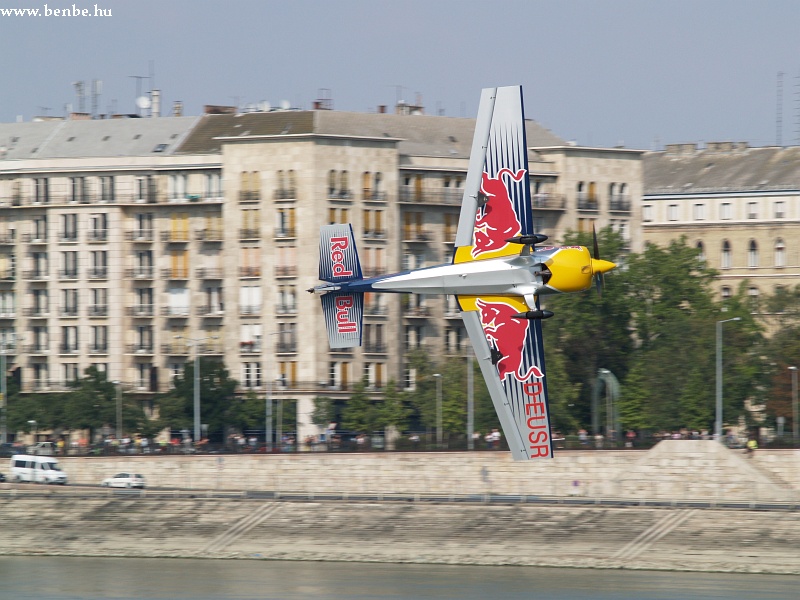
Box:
472;168;526;259
476;298;544;383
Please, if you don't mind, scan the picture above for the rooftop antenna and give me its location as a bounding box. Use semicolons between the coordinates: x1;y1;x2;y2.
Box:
91;79;102;118
72;81;86;113
129;75;148;115
776;71;784;147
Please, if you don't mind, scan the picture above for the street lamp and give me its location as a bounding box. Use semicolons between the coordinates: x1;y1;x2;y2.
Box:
176;334;218;443
27;419;37;445
715;317;741;443
264;332;281;453
789;366;798;442
433;373;442;448
0;335;18;446
466;346;474;450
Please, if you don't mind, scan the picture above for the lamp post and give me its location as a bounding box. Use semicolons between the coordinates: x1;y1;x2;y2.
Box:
789;366;798;442
0;335;16;446
466;347;474;450
27;419;37;445
715;317;741;443
113;380;122;439
433;373;442;448
176;335;217;443
264;332;281;453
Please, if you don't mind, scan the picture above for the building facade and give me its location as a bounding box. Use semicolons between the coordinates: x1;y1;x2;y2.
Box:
643;143;800;303
0;106;642;440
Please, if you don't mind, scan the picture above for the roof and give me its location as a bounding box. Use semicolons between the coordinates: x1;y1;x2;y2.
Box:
174;110;566;158
644;144;800;195
0;116;198;160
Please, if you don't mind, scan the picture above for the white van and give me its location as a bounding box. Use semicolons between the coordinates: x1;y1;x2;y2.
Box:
10;454;68;484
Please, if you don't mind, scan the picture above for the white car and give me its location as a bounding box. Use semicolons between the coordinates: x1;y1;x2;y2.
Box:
100;473;146;488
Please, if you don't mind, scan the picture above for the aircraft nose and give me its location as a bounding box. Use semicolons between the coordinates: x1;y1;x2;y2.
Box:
591;259;616;276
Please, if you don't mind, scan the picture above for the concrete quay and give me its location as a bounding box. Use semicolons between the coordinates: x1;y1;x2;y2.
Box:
1;490;799;574
53;440;800;503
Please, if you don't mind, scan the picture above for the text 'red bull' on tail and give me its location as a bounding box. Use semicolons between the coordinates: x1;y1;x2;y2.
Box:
317;224;364;348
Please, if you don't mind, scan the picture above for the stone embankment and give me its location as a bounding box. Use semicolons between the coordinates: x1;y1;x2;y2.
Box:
1;441;799;573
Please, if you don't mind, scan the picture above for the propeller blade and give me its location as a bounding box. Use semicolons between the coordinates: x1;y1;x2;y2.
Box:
592;224;600;260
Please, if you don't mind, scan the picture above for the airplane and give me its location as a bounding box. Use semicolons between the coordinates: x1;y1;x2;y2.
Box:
309;86;615;460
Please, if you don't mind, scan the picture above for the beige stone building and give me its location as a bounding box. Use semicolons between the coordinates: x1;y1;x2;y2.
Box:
0;104;642;440
643;143;800;302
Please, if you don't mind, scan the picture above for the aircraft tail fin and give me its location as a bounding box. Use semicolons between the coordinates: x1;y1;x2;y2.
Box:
321;291;364;348
317;224;364;348
319;224;362;282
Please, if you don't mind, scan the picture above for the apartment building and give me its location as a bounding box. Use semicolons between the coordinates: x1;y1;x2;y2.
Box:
643;143;800;302
0;105;642;440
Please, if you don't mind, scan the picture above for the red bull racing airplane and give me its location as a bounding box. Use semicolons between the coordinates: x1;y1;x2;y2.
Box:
310;86;615;459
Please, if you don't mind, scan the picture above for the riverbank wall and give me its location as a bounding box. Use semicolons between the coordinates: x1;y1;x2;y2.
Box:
51;440;800;503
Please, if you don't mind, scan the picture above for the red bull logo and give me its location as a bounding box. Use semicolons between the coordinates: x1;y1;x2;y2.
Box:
472;168;526;259
329;236;353;278
476;298;543;383
335;295;357;333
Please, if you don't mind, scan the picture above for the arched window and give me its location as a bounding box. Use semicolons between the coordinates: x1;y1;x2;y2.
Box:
721;240;731;269
748;239;759;268
695;240;705;262
775;238;786;268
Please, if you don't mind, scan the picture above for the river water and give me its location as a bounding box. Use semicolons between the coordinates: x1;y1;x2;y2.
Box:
0;556;797;600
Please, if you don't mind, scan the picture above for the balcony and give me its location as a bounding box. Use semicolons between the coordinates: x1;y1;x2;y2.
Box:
196;267;223;279
87;229;108;242
239;266;261;278
364;343;388;354
162;268;190;280
365;304;387;316
276;341;297;353
275;266;297;278
59;306;79;317
363;190;387;203
239;305;261;316
58;344;80;355
402;230;433;243
532;193;567;210
88;344;108;354
57;269;79;281
399;188;462;205
125;230;155;242
239;341;262;354
87;267;108;280
274;188;296;200
58;232;79;243
23;270;48;281
362;229;388;240
0;232;16;244
87;305;108;317
0;269;15;282
21;233;48;244
0;309;17;319
609;195;632;212
161;305;190;317
195;229;223;242
274;227;296;240
362;267;387;278
25;344;49;354
197;305;224;317
275;304;297;315
125;267;154;279
161;343;190;356
161;231;190;243
126;344;154;355
404;306;431;318
197;342;223;355
577;194;599;211
239;228;260;241
126;305;154;317
23;307;49;318
238;190;261;203
327;189;353;201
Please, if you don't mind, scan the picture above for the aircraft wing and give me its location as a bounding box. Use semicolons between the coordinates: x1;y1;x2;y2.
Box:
460;295;553;460
454;86;554;460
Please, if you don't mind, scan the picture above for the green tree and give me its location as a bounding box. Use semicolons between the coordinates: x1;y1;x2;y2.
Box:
375;379;409;433
341;377;375;432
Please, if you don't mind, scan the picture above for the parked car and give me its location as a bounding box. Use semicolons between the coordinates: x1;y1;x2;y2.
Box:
100;473;146;488
0;472;6;482
27;442;55;456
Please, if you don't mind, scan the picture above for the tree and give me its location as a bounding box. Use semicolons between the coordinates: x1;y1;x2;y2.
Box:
341;377;375;432
154;358;238;437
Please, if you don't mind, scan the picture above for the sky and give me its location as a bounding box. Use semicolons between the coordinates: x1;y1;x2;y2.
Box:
3;0;800;150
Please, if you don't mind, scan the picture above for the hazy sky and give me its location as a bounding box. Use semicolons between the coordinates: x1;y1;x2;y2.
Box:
3;0;800;149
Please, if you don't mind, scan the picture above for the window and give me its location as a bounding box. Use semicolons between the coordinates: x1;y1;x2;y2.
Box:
61;326;78;353
721;286;731;300
774;201;785;219
135;175;155;203
61;289;78;316
242;362;262;388
91;326;107;352
63;363;79;383
720;202;731;220
747;201;758;219
34;177;49;203
240;285;262;315
695;241;705;263
748;286;760;308
135;363;153;390
89;213;108;240
70;177;87;203
169;173;187;201
747;240;759;268
642;205;653;223
99;176;115;202
205;173;222;199
721;240;731;269
61;214;78;241
775;239;786;268
667;204;678;221
693;204;705;220
61;252;78;278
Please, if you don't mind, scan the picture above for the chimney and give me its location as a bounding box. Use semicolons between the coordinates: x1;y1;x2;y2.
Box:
151;90;161;118
173;100;183;117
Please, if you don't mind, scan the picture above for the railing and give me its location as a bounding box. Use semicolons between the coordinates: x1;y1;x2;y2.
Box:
363;230;387;240
398;188;462;205
126;305;154;317
276;341;297;353
196;267;223;279
609;195;632;212
328;189;353;200
0;232;16;244
21;233;47;243
239;228;260;240
57;269;79;280
195;229;223;242
238;191;261;203
161;231;190;243
532;193;567;210
58;345;80;354
87;229;108;242
275;304;297;315
274;188;297;200
126;344;155;354
577;194;599;210
22;270;48;281
58;232;79;242
197;305;224;316
274;227;296;239
58;306;79;317
363;190;387;202
161;343;190;355
88;345;108;354
161;306;190;317
125;230;155;242
87;305;108;317
162;268;190;279
239;305;261;316
239;266;261;278
23;307;49;317
402;230;432;242
25;344;49;354
87;268;108;279
125;267;154;279
239;341;262;353
363;343;388;353
275;266;297;277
